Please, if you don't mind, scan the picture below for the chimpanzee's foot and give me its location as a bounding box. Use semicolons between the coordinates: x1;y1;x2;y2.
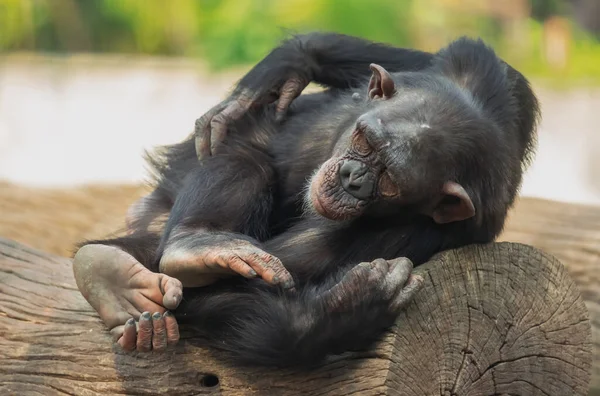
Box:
321;257;424;313
160;234;294;289
73;244;182;351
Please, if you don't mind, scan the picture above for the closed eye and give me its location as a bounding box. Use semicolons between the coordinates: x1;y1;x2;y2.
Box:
352;130;372;157
378;170;399;197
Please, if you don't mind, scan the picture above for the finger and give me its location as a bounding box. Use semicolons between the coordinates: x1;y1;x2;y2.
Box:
390;274;424;312
151;312;168;352
194;126;211;159
161;276;183;310
136;312;153;352
210;99;251;155
163;311;180;346
244;252;294;289
195;102;229;158
225;256;259;279
117;318;137;351
275;78;306;121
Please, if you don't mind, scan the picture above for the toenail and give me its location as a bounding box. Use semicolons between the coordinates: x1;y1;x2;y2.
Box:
152;312;162;320
164;311;173;318
283;279;295;289
141;312;151;320
126;318;135;326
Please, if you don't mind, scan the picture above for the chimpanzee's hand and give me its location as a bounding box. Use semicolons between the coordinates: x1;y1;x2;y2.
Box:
320;257;424;314
160;233;295;290
194;74;308;159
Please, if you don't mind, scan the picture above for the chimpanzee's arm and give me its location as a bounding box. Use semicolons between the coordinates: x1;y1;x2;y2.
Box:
195;33;434;157
72;137;294;354
238;32;433;92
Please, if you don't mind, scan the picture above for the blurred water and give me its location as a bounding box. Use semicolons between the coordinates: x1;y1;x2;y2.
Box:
0;55;599;206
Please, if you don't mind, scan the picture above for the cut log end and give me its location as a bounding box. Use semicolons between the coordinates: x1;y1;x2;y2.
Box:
0;238;592;395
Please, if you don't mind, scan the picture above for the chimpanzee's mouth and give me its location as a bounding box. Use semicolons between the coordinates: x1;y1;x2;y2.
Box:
311;191;328;217
310;180;365;221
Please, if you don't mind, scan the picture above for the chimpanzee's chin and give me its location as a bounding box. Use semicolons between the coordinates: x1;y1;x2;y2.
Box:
310;191;362;221
311;193;341;220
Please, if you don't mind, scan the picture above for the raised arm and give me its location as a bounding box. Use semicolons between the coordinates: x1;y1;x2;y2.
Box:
195;32;434;158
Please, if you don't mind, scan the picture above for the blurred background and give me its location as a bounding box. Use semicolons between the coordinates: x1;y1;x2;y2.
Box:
0;0;599;254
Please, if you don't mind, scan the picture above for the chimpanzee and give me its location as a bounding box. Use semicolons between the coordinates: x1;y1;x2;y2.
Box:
73;32;539;368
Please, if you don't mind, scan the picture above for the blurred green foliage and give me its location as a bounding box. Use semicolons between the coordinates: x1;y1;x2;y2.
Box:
0;0;599;84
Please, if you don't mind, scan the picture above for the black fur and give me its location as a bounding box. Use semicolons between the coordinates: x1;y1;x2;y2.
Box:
81;33;539;368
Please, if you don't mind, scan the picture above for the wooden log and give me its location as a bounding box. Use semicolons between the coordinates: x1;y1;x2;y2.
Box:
501;197;600;392
0;238;592;395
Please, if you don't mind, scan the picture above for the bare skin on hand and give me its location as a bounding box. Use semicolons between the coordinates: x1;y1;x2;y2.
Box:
73;244;182;351
160;237;295;289
195;76;308;159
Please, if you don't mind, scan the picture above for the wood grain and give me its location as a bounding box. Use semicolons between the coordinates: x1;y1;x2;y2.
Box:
0;238;591;395
501;197;600;392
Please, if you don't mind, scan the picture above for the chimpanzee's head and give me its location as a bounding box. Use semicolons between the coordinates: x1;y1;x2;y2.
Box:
308;60;524;233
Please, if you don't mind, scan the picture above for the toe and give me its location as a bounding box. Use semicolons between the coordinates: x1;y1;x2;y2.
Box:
384;259;417;300
151;312;168;352
391;274;424;312
163;311;180;346
136;312;153;352
118;318;137;351
389;257;413;284
161;276;183;310
369;258;389;278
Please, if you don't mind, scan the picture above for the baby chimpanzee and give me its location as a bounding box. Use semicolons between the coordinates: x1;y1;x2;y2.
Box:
73;32;539;368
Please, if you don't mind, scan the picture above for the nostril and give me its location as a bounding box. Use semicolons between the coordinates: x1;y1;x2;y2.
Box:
340;163;352;179
339;160;355;182
348;173;364;188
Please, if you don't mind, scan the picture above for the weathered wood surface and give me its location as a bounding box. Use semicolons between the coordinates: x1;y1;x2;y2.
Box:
0;238;592;395
501;197;600;392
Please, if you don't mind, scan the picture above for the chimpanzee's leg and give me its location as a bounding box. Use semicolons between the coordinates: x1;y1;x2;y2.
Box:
154;143;294;289
175;254;423;368
164;215;424;367
74;126;293;351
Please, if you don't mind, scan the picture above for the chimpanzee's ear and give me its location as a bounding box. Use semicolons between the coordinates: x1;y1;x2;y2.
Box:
368;63;396;100
429;181;476;224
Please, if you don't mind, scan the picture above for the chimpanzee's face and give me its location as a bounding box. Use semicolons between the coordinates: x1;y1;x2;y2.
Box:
307;65;481;225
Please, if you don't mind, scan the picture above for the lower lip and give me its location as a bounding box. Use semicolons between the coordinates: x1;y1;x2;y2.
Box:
311;188;327;216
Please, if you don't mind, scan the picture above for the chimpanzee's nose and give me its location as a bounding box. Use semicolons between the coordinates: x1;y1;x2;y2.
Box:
339;159;375;200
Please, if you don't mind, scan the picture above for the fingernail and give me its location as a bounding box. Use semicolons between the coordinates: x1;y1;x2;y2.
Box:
126;318;135;326
272;275;280;284
152;312;162;320
163;311;173;318
248;269;257;277
141;312;151;320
